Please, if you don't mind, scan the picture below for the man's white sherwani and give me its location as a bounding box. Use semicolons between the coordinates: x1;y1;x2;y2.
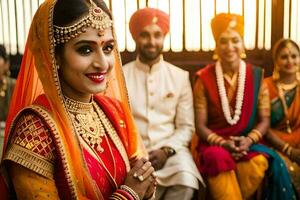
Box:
123;57;204;189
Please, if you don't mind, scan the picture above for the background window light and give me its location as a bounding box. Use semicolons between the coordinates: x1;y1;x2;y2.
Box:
185;0;200;51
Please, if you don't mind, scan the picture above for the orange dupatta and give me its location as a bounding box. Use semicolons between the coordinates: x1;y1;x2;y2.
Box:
1;0;146;199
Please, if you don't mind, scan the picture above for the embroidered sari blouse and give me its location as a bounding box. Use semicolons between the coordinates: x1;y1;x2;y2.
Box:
4;102;127;199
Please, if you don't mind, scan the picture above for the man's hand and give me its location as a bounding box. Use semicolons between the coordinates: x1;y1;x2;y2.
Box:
149;149;168;170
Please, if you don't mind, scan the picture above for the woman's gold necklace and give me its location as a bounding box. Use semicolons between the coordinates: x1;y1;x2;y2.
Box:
64;96;117;188
276;82;298;134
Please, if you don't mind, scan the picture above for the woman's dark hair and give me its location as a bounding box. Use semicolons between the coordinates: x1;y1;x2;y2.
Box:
53;0;112;54
0;44;8;62
53;0;111;26
272;38;300;61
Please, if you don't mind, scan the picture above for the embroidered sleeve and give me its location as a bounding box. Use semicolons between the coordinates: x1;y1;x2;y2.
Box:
193;78;207;111
4;111;56;179
9;163;60;199
258;81;270;117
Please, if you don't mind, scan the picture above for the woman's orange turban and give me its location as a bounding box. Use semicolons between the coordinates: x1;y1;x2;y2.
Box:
211;13;244;41
129;8;170;40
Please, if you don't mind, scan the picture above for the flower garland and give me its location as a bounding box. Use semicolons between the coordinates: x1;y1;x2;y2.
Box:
215;60;246;125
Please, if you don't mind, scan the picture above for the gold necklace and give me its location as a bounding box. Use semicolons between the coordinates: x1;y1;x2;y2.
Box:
64;96;118;188
277;83;296;134
76;101;118;189
64;96;105;152
278;80;298;91
93;102;116;180
0;77;8;97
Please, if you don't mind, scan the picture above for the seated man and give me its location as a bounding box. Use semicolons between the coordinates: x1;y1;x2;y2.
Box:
123;7;204;200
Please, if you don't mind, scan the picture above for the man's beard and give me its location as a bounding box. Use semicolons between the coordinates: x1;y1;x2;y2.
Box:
138;45;163;62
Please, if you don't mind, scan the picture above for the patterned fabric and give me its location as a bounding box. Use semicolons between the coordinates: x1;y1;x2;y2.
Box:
1;0;145;199
265;76;300;197
4;111;55;178
191;64;296;200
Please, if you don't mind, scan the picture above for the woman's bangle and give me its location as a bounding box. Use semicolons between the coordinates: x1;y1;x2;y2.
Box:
281;143;290;153
207;133;225;146
119;185;140;200
247;129;262;143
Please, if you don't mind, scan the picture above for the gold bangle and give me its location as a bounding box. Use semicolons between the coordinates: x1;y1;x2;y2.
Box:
282;143;290;153
207;133;217;144
251;129;263;139
247;133;258;143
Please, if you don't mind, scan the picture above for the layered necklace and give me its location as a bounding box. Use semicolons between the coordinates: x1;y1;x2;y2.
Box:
64;95;118;188
276;80;298;134
215;60;246;125
65;96;106;152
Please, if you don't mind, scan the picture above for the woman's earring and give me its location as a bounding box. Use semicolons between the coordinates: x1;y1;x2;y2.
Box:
296;66;300;81
272;65;280;81
56;64;60;70
240;52;247;59
212;52;219;60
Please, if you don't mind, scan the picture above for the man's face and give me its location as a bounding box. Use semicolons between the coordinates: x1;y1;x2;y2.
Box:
136;24;165;62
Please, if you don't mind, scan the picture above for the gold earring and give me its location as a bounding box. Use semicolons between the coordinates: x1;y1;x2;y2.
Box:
212;52;219;60
240;52;247;59
56;64;60;70
296;66;300;81
272;66;280;81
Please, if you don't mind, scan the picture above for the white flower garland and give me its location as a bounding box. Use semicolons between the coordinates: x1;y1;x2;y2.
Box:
215;60;246;125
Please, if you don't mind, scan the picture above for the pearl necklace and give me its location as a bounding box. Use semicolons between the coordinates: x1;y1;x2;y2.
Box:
215;60;246;125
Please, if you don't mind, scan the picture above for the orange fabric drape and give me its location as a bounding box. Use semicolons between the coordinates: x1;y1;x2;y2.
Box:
1;0;146;199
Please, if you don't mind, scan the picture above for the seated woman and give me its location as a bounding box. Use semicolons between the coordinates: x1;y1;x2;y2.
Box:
264;38;300;197
0;0;156;199
191;13;296;200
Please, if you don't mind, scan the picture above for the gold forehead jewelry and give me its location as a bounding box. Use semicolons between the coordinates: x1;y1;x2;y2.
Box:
53;1;113;46
228;19;237;28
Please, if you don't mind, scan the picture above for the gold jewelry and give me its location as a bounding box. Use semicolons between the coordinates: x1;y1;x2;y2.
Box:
120;185;140;200
282;143;290;153
277;83;295;133
137;175;144;182
240;51;247;59
278;81;298;91
272;66;280;81
212;52;219;60
64;96;106;152
53;0;113;45
67;99;118;189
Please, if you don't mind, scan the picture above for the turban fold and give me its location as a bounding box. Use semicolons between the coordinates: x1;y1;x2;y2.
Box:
129;8;170;40
211;13;244;41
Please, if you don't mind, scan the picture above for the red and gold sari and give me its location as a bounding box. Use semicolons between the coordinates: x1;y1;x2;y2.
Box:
0;0;146;199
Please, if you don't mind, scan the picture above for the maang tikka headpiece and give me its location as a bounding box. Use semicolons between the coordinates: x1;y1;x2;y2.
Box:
53;0;113;46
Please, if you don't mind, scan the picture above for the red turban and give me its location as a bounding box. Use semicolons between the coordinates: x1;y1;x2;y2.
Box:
129;8;170;40
211;13;244;41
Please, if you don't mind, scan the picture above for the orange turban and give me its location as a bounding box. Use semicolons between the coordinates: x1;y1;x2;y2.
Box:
211;13;244;41
129;8;170;40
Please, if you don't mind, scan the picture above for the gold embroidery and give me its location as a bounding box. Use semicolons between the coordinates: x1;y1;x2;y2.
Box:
4;112;55;179
65;96;106;153
53;0;113;45
4;145;54;179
